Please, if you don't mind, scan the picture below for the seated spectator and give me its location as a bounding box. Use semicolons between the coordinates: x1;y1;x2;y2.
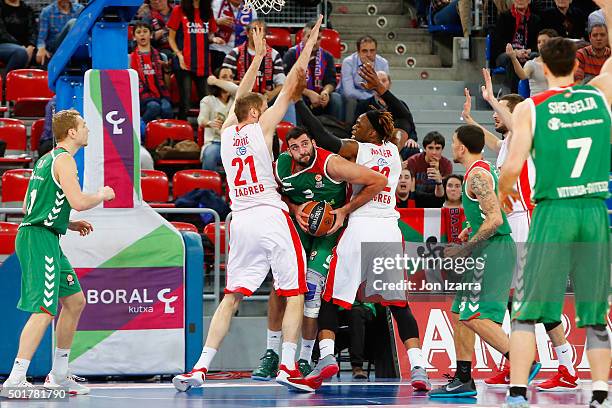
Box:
588;8;604;29
431;0;472;37
36;0;84;65
223;19;295;123
396;168;416;208
491;0;542;93
506;29;557;95
575;23;610;83
405;131;452;209
443;174;463;208
340;35;388;123
540;0;586;38
284;20;342;120
0;0;35;76
336;302;376;380
130;22;173;141
38;96;57;158
211;0;256;72
147;0;175;59
198;67;235;170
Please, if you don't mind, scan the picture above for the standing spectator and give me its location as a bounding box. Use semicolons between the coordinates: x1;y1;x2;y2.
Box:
575;23;610;83
283;20;341;120
505;29;557;95
405;131;451;208
396;168;416;208
431;0;472;37
168;0;223;119
540;0;586;39
340;36;388;123
36;0;84;65
491;0;541;92
0;0;35;75
198;67;234;170
210;0;256;72
443;174;463;209
148;0;175;58
130;22;173;142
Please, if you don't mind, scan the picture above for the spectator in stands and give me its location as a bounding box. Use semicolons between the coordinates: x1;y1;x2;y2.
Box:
147;0;175;59
36;0;84;65
405;131;451;209
491;0;541;92
168;0;224;119
588;8;604;29
505;28;557;95
130;22;173;143
283;20;342;120
415;0;429;28
540;0;586;38
198;67;234;170
38;96;56;158
575;23;610;83
396;168;416;208
210;0;256;72
0;0;36;75
443;174;463;209
337;302;376;380
431;0;472;37
223;20;296;123
340;36;389;123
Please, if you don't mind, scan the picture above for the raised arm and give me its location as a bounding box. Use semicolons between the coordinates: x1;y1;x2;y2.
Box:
221;26;267;131
207;75;239;96
589;0;612;108
259;15;324;137
481;68;514;133
461;88;503;152
506;44;530;80
498;100;534;194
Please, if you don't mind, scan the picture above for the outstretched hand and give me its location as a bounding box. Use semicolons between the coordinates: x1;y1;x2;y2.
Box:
252;25;267;58
480;68;495;102
359;63;385;94
462;88;472;121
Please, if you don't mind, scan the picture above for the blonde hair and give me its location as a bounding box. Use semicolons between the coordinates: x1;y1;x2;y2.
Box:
235;93;266;122
52;109;81;142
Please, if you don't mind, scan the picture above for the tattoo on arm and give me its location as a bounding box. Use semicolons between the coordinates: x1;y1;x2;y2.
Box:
460;171;501;255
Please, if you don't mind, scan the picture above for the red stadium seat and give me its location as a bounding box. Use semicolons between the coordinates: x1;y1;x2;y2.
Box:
276;121;294;152
0;118;26;150
204;221;226;254
266;28;292;49
170;221;199;233
0;222;18;254
6;69;54;117
173;169;222;199
30;118;45;151
145;119;195;150
141;169;170;203
1;169;31;202
296;28;342;59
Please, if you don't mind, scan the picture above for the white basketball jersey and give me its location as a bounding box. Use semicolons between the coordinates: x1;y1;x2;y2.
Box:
497;136;536;216
221;123;287;212
350;141;401;219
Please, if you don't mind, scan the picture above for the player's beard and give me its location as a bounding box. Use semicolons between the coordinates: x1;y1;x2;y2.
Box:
296;148;315;167
495;123;508;135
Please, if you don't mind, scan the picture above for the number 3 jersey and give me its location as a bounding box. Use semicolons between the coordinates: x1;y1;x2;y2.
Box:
20;147;72;235
529;85;611;202
274;147;346;209
221;122;288;212
350;141;401;219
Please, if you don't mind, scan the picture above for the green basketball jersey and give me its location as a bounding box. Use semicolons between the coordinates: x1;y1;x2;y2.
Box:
275;147;346;208
462;160;511;238
20;148;72;235
530;85;611;201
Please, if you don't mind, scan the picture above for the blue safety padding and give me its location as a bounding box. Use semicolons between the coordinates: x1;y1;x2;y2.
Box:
518;79;530;98
182;231;204;371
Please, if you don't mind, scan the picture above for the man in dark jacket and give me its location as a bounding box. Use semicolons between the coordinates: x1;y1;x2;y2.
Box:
0;0;35;78
540;0;587;39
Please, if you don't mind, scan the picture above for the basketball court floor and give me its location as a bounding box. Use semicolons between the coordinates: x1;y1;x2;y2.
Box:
0;376;598;407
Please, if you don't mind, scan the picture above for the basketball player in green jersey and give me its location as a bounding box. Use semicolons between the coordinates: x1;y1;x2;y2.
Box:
1;110;115;397
252;126;386;378
499;1;612;406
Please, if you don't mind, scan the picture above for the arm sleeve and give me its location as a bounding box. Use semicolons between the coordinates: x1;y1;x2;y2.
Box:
380;92;417;140
295;100;343;153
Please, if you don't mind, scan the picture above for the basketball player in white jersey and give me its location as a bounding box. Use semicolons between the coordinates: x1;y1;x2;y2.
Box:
461;69;578;391
173;17;324;393
294;64;432;391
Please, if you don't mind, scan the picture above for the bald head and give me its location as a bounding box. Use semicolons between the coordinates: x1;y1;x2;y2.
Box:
377;71;391;92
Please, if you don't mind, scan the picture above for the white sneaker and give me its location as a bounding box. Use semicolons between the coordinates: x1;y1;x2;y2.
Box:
1;378;34;398
44;372;90;395
172;368;206;392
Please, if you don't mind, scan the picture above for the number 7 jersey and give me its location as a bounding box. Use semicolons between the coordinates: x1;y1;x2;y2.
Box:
221;123;288;212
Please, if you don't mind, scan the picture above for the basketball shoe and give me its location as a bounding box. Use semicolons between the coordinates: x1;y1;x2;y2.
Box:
485;362;542;387
536;365;578;391
410;366;431;391
502;395;530;408
172;368;206;392
276;364;315;392
44;372;90;395
251;349;279;381
0;378;34;398
297;359;313;376
304;354;339;389
428;374;477;398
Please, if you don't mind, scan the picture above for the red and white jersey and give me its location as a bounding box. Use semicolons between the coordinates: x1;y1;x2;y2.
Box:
350;141;401;219
221;123;288;212
496;135;536;217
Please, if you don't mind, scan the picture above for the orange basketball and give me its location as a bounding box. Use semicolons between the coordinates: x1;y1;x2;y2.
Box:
302;201;335;237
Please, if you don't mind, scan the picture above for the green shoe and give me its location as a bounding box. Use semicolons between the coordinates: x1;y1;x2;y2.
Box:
297;359;313;377
251;349;279;381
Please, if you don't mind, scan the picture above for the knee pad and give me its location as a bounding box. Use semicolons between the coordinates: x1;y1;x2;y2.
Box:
543;321;562;332
511;320;536;333
586;325;610;350
304;269;326;319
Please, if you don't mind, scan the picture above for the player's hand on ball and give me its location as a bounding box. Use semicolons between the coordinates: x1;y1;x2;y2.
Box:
295;202;310;232
327;207;347;235
100;186;115;201
69;220;93;236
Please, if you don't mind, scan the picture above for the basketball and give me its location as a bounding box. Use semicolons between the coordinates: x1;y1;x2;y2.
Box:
302;201;335;236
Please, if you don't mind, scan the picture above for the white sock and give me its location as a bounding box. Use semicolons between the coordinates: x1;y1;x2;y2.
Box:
299;338;316;363
267;330;282;355
407;347;427;369
194;346;217;371
7;358;30;383
281;342;297;370
592;380;609;392
319;338;335;359
554;342;575;376
51;348;70;377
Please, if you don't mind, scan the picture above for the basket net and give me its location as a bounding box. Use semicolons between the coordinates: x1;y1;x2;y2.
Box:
243;0;286;14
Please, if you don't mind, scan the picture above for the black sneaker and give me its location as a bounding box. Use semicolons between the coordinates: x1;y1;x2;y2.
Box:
429;374;477;398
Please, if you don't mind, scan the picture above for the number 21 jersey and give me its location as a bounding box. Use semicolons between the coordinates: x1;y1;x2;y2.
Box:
221;123;288;212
